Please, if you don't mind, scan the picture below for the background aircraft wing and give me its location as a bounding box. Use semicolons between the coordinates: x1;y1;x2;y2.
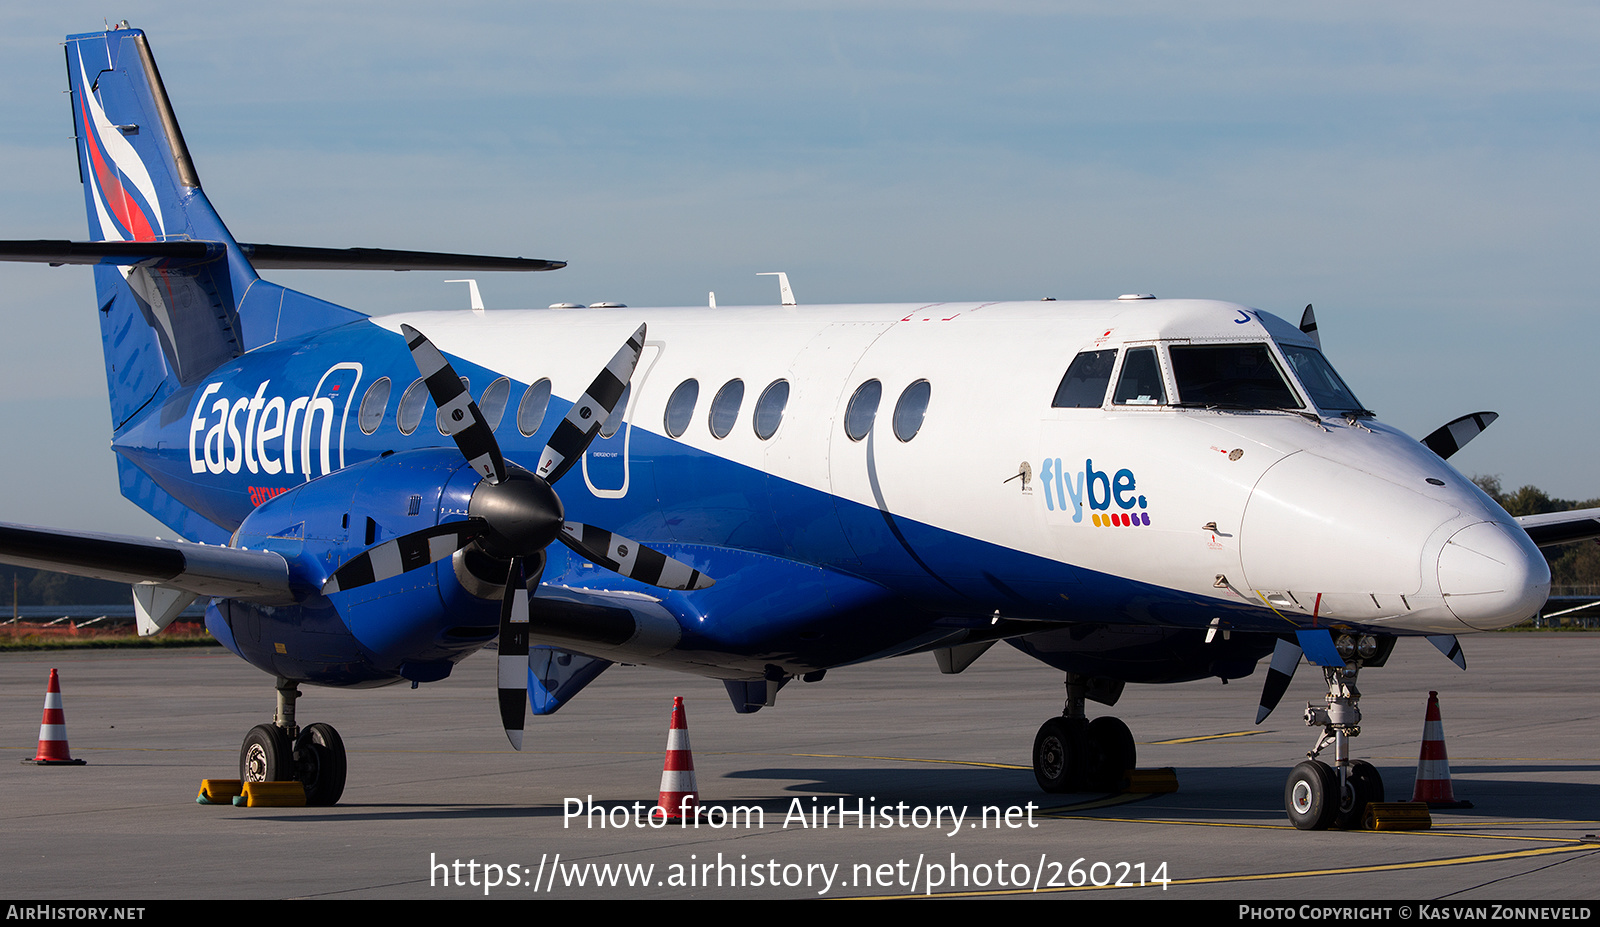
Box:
0;521;293;602
1516;507;1600;548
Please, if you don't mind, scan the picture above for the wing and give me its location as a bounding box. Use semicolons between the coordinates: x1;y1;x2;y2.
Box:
1516;507;1600;548
0;521;294;602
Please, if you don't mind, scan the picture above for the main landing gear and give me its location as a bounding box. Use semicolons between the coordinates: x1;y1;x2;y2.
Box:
1032;673;1137;793
1284;636;1390;830
239;676;347;806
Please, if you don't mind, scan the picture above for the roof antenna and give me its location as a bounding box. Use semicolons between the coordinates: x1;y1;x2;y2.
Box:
445;279;484;315
709;291;717;309
757;272;796;306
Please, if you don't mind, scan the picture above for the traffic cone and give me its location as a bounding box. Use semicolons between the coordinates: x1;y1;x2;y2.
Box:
24;668;85;766
1410;690;1470;808
657;696;698;820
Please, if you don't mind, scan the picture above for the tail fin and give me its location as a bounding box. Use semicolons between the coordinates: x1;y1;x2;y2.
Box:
65;26;360;430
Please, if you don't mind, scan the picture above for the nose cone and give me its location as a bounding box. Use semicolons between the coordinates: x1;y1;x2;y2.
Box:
1437;521;1550;630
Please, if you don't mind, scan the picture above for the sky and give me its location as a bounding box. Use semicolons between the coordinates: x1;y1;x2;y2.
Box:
0;2;1597;536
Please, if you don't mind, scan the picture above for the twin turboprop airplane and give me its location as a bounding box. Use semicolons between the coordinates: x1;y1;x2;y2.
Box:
5;25;1598;827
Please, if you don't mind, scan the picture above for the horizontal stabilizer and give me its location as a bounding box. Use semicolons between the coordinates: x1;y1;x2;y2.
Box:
0;240;564;272
0;521;293;603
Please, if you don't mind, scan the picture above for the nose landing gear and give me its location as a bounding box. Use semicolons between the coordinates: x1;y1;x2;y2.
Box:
1284;639;1390;830
238;677;347;806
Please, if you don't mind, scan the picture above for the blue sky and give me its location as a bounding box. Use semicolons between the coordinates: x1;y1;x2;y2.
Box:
1;2;1597;535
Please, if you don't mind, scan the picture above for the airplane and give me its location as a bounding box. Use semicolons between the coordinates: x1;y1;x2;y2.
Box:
3;23;1598;828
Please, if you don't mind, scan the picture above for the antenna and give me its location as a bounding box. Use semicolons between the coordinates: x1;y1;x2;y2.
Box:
756;272;796;306
444;279;484;315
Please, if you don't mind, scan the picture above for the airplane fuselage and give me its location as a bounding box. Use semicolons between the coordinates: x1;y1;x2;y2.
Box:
107;296;1548;687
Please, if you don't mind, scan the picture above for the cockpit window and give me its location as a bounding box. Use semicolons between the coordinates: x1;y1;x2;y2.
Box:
1169;344;1302;410
1052;349;1116;408
1112;347;1167;405
1279;345;1367;414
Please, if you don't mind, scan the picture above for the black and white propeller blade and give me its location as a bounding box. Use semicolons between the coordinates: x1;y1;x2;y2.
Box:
402;323;507;484
536;324;645;484
1298;304;1319;349
1255;636;1303;724
497;556;534;749
1420;411;1497;461
559;522;715;591
322;521;484;594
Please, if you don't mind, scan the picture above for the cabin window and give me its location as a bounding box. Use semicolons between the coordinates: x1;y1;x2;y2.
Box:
479;377;511;431
396;378;428;435
1052;350;1116;408
893;379;931;441
1112;347;1167;406
1170;344;1302;410
844;379;882;441
516;378;552;437
358;377;390;435
598;383;631;439
664;379;699;438
753;379;790;440
709;379;745;439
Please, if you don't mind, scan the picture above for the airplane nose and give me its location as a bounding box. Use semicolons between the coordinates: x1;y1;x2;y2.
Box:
1436;521;1550;630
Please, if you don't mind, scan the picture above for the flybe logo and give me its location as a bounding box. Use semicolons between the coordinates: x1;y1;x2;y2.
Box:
1039;458;1153;527
188;363;362;480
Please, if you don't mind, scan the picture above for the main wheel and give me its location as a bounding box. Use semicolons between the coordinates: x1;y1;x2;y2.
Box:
294;722;347;807
1033;717;1088;793
240;723;294;782
1285;759;1338;830
1333;760;1383;830
1084;716;1137;791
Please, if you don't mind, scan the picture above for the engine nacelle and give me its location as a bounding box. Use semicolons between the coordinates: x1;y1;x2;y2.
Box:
212;448;500;687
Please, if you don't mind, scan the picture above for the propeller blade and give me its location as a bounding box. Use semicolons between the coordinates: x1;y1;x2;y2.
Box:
1426;634;1467;670
1420;411;1498;461
558;521;714;590
497;556;531;750
401;323;507;484
537;324;646;485
1256;636;1303;724
322;521;484;594
1298;304;1319;349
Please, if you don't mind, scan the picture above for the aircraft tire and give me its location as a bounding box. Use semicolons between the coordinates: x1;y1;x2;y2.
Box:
1033;717;1088;793
294;722;347;806
1084;716;1136;791
1333;760;1383;830
240;723;294;783
1285;760;1338;830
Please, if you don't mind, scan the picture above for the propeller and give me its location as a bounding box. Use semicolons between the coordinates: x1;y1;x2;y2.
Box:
320;322;714;747
1419;411;1497;461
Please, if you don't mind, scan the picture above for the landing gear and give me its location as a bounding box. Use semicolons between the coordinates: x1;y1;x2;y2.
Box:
295;722;347;807
238;677;348;806
1031;674;1137;793
1283;639;1389;830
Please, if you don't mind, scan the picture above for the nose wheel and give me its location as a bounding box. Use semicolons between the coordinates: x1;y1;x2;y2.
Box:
238;677;348;806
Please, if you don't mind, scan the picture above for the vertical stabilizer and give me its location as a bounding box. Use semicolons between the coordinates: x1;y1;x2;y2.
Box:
65;26;361;434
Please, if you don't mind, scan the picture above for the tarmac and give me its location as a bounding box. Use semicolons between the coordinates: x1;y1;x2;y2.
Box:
2;634;1598;900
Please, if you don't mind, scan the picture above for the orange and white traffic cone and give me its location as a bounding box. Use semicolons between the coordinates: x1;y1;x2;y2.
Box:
1410;690;1470;808
657;696;698;820
24;668;85;766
